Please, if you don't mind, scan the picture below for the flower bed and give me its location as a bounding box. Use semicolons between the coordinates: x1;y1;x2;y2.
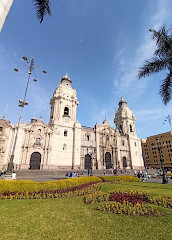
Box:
97;201;162;216
83;189;167;216
0;176;101;194
0;182;102;200
148;195;172;209
83;190;149;205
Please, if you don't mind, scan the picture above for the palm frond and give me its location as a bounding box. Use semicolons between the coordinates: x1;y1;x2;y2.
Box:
138;58;168;79
34;0;51;23
159;73;172;105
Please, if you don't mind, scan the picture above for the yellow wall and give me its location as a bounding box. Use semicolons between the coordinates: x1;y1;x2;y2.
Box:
142;132;172;168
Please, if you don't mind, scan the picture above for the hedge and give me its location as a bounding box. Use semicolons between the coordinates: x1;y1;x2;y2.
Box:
0;177;101;194
100;175;140;182
0;175;139;195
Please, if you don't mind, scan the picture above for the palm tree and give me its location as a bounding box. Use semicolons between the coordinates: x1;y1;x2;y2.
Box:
34;0;51;23
138;26;172;105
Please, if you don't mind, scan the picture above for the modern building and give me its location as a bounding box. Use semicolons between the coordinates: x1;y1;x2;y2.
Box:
142;131;172;169
0;73;144;171
0;0;13;33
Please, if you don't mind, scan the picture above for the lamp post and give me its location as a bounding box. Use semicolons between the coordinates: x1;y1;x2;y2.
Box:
155;137;168;184
5;57;46;178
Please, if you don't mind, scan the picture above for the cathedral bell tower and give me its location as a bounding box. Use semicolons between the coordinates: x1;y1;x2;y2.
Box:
49;73;79;127
114;98;137;136
49;73;81;170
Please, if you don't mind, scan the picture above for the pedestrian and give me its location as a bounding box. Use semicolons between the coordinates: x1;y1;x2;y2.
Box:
12;171;16;180
65;172;69;179
69;171;72;178
88;169;90;176
1;171;5;180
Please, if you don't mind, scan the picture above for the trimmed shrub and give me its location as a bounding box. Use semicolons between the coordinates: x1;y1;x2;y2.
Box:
0;176;101;195
168;173;172;179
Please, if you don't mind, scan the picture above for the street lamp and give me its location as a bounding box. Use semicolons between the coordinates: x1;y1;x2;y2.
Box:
155;137;168;184
5;57;47;179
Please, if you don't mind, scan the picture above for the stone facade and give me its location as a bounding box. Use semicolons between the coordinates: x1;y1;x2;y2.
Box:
0;74;144;171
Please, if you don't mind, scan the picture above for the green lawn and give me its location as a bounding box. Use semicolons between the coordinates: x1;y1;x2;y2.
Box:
0;182;172;240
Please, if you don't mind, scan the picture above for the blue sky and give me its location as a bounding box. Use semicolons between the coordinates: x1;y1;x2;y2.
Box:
0;0;172;139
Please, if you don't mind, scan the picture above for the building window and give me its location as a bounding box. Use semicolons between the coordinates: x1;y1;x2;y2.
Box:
35;138;41;145
63;144;67;150
87;135;90;141
64;107;69;116
64;130;68;137
130;125;132;132
38;129;41;133
135;142;137;147
119;125;123;133
122;140;125;146
106;135;109;141
0;127;3;132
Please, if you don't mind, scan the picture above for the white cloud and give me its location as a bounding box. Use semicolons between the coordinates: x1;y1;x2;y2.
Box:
112;0;172;98
135;105;172;122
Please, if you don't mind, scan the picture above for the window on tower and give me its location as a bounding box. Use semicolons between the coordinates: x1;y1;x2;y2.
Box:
63;144;67;150
64;107;69;116
130;125;132;132
119;125;123;133
64;130;68;136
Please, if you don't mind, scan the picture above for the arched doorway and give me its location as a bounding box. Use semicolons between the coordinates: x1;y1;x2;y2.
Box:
123;156;127;168
84;154;92;169
105;152;112;169
30;152;41;170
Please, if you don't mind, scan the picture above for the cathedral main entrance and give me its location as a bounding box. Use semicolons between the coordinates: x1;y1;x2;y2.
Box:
30;152;41;170
105;152;112;169
84;154;92;169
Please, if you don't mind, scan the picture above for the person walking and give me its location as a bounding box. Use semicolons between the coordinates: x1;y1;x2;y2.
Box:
12;171;16;180
1;171;5;180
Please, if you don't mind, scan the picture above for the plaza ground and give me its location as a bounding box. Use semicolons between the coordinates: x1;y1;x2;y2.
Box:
0;181;172;240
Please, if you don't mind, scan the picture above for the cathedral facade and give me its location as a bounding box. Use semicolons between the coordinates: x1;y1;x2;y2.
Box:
0;74;144;171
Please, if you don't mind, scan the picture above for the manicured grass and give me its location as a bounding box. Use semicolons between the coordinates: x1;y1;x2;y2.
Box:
0;182;172;240
101;182;172;197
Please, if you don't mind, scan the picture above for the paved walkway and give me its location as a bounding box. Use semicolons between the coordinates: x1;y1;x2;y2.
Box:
11;169;172;184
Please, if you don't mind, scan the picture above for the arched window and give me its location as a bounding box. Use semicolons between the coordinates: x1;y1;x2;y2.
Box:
130;125;132;132
87;135;90;141
38;129;41;133
119;125;123;133
64;107;69;116
122;140;125;146
63;144;67;150
35;138;41;145
64;130;68;136
106;135;109;141
0;127;3;132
